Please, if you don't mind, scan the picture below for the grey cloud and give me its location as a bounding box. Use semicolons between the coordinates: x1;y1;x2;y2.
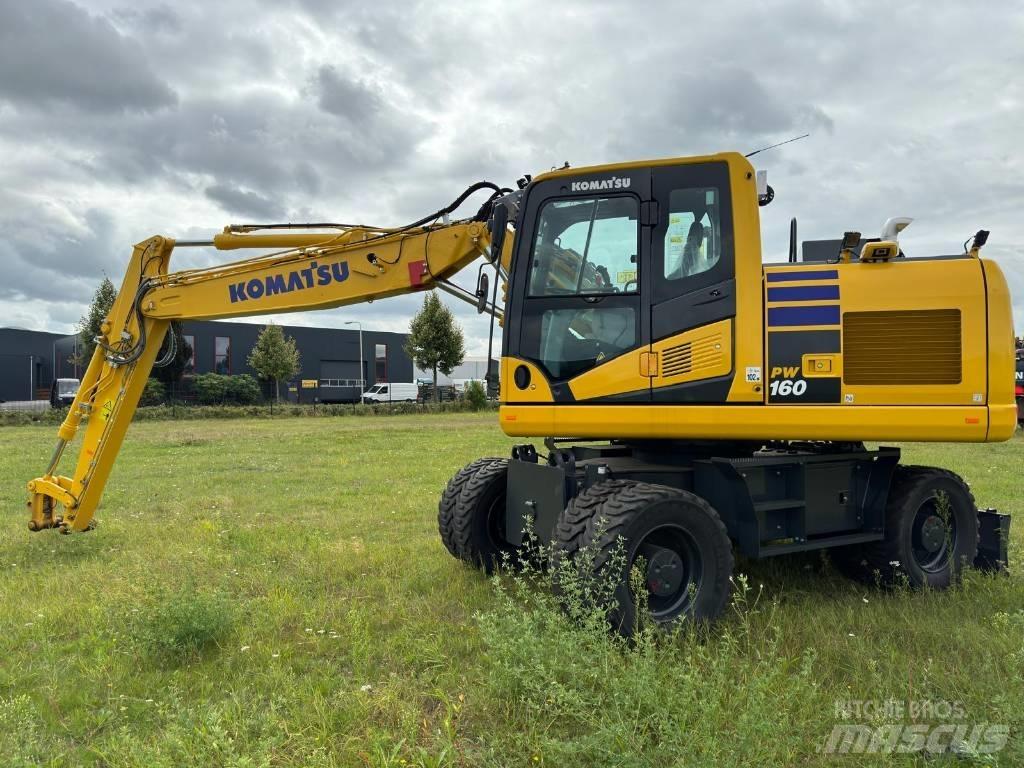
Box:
313;65;384;123
205;184;286;221
0;201;122;307
111;4;184;35
0;298;93;335
0;78;426;217
602;66;834;162
0;0;177;114
668;67;833;138
106;3;277;89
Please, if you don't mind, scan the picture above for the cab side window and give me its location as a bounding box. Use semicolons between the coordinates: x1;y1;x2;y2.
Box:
663;187;722;282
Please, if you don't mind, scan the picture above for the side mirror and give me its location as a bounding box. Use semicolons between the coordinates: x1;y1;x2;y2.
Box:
476;270;490;314
488;203;509;264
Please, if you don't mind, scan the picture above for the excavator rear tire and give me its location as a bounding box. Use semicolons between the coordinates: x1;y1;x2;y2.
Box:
438;458;515;573
832;465;978;589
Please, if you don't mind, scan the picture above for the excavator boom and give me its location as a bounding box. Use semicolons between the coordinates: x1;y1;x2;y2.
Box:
28;195;512;533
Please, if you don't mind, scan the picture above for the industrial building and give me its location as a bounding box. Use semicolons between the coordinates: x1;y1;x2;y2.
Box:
0;321;414;404
0;327;68;402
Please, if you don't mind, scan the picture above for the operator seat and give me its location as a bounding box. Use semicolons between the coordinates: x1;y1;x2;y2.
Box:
680;220;705;277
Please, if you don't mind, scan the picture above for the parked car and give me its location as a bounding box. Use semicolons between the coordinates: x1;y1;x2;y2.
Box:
50;378;80;408
361;382;419;403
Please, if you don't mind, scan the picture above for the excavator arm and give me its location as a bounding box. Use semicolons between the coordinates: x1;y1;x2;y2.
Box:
28;185;516;533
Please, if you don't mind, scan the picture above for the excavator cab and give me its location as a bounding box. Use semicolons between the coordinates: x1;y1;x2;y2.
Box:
501;154;761;410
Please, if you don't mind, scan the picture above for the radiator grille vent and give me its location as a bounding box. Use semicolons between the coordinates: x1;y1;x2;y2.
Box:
660;334;724;379
843;309;962;385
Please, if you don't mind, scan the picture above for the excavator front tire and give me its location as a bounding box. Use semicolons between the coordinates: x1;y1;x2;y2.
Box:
551;480;734;635
438;458;516;573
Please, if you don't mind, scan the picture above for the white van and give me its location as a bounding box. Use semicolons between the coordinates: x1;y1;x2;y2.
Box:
50;378;80;408
361;382;419;403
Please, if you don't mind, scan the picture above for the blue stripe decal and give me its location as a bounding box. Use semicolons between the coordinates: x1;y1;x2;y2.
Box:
767;285;840;302
766;269;839;283
768;305;841;327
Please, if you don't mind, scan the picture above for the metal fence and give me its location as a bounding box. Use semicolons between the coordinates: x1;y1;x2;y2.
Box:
317;378;364;388
0;400;50;413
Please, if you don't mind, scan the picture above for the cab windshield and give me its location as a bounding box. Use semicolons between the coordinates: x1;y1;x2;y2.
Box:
519;194;641;380
528;196;639;297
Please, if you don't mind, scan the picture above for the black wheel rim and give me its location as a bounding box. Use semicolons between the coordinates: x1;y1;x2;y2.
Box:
634;524;703;620
485;492;508;554
910;495;956;573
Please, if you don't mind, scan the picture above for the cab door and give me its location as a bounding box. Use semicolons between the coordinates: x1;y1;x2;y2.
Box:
648;161;737;403
505;168;653;403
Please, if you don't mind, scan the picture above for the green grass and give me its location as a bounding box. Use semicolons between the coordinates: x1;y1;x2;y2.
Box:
0;414;1021;766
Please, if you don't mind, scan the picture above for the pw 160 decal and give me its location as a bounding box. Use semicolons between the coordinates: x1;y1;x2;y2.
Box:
229;260;349;303
768;366;808;397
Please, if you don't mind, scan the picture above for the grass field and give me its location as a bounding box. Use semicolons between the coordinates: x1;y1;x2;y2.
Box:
1;414;1021;766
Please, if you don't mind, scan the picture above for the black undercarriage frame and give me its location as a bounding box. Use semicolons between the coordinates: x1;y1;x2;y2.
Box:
505;439;1010;569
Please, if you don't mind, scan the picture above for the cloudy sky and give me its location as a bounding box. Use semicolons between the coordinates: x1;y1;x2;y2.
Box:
1;0;1022;353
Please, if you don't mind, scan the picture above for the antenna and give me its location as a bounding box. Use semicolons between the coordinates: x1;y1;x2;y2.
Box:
745;133;810;158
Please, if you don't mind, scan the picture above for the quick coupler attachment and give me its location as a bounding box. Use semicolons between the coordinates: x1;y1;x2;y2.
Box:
26;477;76;533
27;492;62;532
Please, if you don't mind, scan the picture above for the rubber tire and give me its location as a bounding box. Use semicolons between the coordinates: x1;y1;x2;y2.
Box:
437;458;514;573
551;480;734;634
832;466;978;589
550;480;634;595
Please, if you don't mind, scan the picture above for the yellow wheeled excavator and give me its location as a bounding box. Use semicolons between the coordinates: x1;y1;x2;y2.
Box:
26;152;1015;630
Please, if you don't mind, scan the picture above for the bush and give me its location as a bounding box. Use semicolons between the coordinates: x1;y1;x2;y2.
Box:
130;587;236;665
475;542;811;764
140;378;166;406
0;398;499;427
226;374;261;405
193;373;262;405
194;373;230;405
464;380;488;411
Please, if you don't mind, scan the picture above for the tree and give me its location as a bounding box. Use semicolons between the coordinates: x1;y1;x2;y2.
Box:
153;321;194;385
464;379;487;411
247;324;301;402
73;277;117;367
140;378;166;406
405;292;465;402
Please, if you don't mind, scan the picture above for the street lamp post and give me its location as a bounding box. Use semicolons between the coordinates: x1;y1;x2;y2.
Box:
344;320;363;393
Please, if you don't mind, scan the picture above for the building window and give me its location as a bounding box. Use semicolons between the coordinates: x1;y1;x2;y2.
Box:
375;343;387;382
214;336;230;374
183;335;195;374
